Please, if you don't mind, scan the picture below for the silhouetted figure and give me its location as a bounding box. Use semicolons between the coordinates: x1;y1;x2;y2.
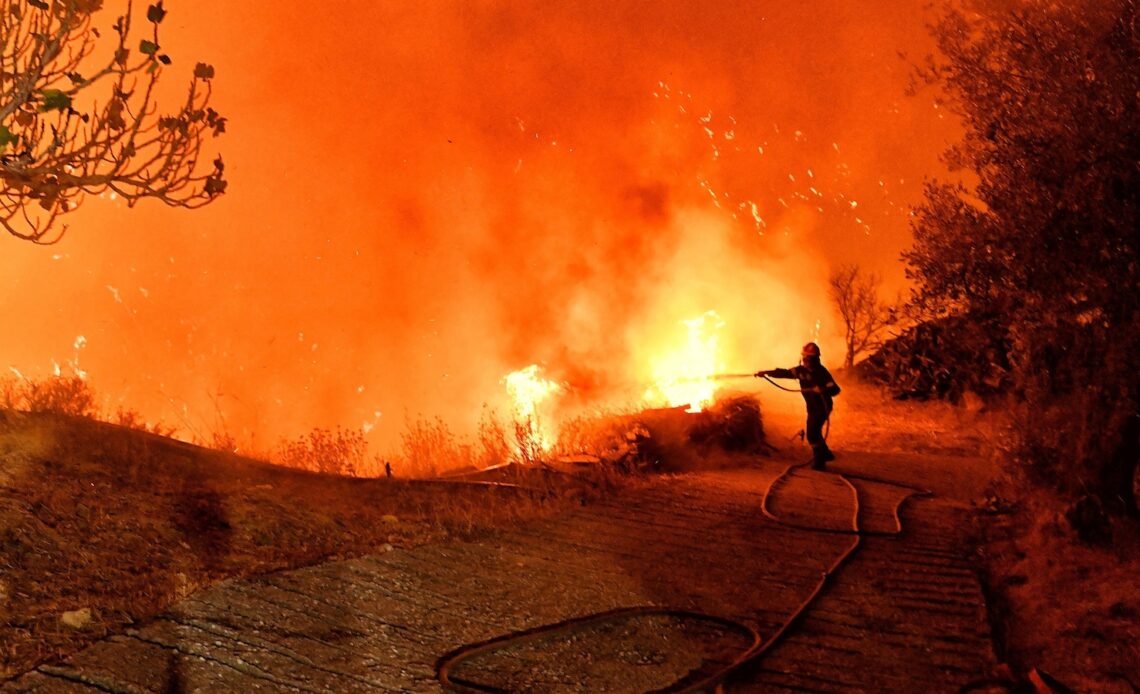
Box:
757;342;841;470
384;461;392;479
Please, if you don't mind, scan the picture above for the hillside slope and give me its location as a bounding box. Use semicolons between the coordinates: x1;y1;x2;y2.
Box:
0;411;580;680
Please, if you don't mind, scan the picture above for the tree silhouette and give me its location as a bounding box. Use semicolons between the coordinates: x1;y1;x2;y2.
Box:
828;264;893;369
0;0;226;244
904;0;1138;509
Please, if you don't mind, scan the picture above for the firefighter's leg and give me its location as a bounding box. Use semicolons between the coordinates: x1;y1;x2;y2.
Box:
806;411;830;469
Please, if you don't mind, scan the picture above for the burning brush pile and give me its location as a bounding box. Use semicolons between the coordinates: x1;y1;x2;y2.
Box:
501;312;769;475
547;395;768;474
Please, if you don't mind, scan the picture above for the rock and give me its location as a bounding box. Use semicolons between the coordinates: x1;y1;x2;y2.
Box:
380;543;394;553
61;607;94;630
381;514;399;524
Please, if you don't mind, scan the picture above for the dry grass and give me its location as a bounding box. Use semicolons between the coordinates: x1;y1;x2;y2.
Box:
3;373;1135;690
0;411;600;681
275;425;377;476
977;463;1140;692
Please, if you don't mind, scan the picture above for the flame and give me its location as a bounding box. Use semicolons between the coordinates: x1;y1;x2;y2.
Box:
644;310;725;413
503;364;561;452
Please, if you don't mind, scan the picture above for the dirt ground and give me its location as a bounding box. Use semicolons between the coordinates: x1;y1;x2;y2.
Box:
808;379;1140;693
0;411;603;682
2;380;1137;692
4;440;999;692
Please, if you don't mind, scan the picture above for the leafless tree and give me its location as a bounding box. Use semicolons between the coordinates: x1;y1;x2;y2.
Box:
828;264;894;368
0;0;226;244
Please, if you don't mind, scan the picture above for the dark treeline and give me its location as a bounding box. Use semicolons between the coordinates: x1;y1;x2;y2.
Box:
903;0;1138;512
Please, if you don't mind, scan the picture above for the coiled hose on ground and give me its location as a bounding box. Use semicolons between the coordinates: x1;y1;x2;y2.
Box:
435;457;933;693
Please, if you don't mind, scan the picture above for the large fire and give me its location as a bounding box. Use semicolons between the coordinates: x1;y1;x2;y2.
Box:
503;364;562;452
642;311;726;413
0;1;954;471
501;310;729;455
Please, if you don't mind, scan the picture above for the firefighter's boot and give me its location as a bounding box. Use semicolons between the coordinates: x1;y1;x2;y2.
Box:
811;443;835;470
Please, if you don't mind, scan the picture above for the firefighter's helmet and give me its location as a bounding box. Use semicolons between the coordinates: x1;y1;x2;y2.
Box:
801;342;821;358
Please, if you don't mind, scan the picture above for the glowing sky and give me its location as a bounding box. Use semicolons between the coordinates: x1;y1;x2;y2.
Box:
0;1;960;450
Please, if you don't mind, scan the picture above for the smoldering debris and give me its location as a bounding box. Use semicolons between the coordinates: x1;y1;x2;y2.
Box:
554;395;769;474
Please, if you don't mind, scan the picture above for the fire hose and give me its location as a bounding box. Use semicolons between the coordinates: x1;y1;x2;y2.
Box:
435;373;1053;692
435;457;936;692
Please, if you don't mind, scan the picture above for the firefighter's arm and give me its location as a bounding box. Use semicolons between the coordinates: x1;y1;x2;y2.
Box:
757;367;796;379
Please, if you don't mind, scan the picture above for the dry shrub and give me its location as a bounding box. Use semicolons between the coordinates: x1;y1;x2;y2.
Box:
275;426;374;476
393;410;517;478
0;377;20;409
110;406;176;438
554;411;638;459
1;375;96;417
476;407;512;468
398;415;458;477
688;395;766;453
512;417;544;466
208;430;241;454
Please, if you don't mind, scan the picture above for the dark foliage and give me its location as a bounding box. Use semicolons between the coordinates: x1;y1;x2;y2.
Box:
688;395;767;453
628;397;768;472
904;0;1139;509
0;2;226;243
855;313;1012;402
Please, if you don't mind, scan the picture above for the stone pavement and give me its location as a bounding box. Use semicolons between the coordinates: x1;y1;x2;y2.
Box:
4;453;998;692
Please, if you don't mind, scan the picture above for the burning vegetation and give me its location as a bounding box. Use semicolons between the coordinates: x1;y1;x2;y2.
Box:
1;0;1139;689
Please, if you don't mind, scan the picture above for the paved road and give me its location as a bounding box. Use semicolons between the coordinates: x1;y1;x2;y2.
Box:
5;453;998;692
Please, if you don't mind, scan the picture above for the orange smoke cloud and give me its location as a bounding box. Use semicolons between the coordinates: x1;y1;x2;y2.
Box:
0;0;959;450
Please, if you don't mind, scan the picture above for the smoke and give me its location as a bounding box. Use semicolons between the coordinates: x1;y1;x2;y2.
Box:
0;0;958;451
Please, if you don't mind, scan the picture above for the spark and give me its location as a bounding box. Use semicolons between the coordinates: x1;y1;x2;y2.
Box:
750;202;766;229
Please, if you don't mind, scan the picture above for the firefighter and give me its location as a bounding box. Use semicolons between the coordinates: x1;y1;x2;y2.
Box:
756;342;841;470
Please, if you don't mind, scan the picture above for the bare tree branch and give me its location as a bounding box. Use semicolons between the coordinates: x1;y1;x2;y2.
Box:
828;264;894;369
0;0;226;244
